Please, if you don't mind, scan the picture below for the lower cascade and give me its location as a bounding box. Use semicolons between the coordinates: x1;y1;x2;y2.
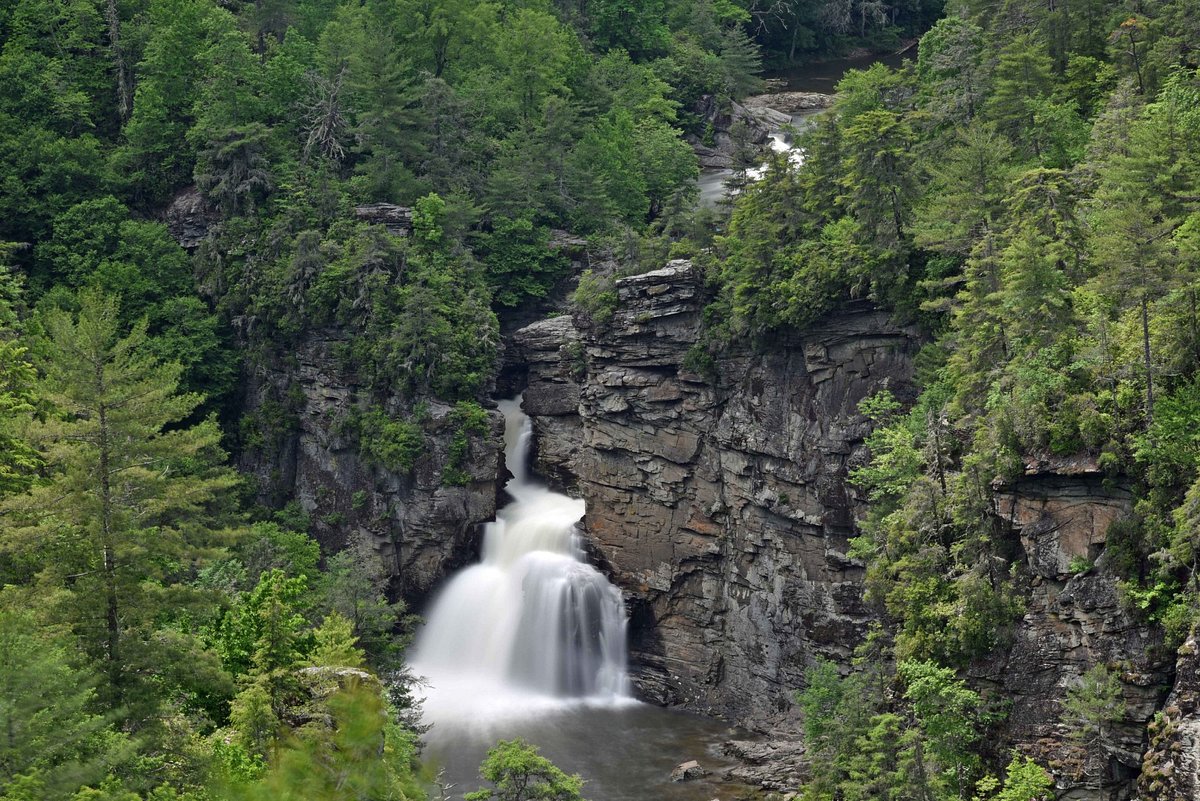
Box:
410;397;630;720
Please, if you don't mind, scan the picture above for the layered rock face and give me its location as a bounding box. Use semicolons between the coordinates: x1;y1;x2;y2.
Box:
986;463;1169;800
238;331;504;605
168;195;505;605
514;261;1177;800
1137;634;1200;800
515;261;921;722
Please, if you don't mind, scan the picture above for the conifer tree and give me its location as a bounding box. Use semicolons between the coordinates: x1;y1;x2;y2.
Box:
0;289;238;721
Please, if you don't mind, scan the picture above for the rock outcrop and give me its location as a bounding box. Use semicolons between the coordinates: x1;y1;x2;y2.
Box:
1137;634;1200;800
515;260;921;721
353;203;413;237
984;461;1170;800
165;186;217;250
513;259;1177;800
743;92;835;114
687;95;775;169
239;331;504;605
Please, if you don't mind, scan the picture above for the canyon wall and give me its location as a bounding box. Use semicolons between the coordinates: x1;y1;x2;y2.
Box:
516;260;921;721
515;261;1176;799
236;330;505;605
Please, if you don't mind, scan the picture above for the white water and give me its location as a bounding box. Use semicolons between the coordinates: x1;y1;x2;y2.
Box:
697;111;817;206
410;398;631;726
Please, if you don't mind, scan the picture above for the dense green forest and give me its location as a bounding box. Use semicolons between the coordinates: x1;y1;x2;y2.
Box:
691;0;1200;798
1;0;1199;798
0;1;780;798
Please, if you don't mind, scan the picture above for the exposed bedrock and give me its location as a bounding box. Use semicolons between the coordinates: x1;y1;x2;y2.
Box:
985;461;1170;800
512;261;1177;800
238;330;504;607
514;260;921;723
1136;632;1200;800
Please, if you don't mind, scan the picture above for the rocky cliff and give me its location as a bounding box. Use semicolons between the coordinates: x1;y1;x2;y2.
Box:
515;260;921;722
168;195;505;605
1137;634;1200;800
237;329;505;605
513;260;1177;800
986;462;1170;800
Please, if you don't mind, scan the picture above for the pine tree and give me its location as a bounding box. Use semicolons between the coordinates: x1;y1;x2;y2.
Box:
0;289;238;721
0;603;131;800
985;34;1053;152
838;109;918;253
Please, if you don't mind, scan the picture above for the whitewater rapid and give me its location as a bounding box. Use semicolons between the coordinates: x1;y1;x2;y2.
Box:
409;398;631;726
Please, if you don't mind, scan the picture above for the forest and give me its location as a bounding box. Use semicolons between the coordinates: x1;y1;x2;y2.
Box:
1;0;1199;799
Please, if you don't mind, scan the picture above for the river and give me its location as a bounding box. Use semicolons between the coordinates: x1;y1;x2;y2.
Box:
697;48;912;206
766;49;910;93
409;52;907;801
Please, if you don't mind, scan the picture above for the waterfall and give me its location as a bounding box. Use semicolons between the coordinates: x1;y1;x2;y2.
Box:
410;398;630;723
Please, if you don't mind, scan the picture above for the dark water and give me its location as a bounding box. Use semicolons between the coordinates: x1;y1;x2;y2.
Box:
766;49;911;93
421;701;754;801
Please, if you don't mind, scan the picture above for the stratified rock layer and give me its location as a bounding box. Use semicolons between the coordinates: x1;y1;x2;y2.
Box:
516;260;920;721
514;260;1176;800
987;462;1170;800
1137;634;1200;800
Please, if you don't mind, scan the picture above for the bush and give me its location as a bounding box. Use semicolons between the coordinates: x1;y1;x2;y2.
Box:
354;409;424;473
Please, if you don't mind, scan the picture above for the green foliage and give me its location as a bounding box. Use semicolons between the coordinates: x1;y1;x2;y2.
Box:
1061;664;1126;782
0;603;132;800
443;400;490;486
571;270;618;325
213;569;310;680
1;289;239;725
465;739;586;801
354;409;425;473
796;657;998;801
308;613;366;669
481;217;569;308
220;682;425;801
974;754;1054;801
319;535;409;670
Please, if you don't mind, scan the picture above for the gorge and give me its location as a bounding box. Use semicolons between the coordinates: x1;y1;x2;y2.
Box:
5;2;1200;800
224;69;1200;801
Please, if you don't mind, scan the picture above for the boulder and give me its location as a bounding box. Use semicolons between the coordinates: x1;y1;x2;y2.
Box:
671;760;710;782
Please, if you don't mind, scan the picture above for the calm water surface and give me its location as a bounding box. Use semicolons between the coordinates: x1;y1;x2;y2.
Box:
421;701;754;801
766;49;911;93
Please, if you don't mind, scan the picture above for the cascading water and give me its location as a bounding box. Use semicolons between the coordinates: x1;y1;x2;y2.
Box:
410;397;630;724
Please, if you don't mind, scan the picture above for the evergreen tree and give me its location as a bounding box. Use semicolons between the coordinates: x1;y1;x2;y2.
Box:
0;290;238;723
465;740;585;801
0;603;131;800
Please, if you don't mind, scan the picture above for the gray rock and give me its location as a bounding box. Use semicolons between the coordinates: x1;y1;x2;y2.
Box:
164;186;216;250
354;203;412;236
1135;634;1200;800
743;92;835;114
516;257;1175;800
686;95;772;169
238;330;504;607
671;760;709;782
517;260;921;723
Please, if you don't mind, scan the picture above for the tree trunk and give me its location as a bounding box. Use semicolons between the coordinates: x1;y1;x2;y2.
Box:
98;395;121;705
104;0;131;121
1190;286;1199;368
1129;32;1145;95
1142;292;1154;426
